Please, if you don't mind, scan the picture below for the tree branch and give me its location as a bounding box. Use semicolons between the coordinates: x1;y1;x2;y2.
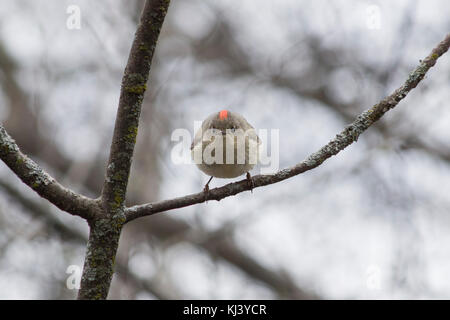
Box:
77;0;170;300
126;33;450;222
101;0;170;213
0;125;97;220
0;179;173;299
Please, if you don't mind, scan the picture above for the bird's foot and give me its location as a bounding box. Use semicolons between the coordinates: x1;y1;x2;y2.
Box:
203;176;213;201
203;183;210;201
246;172;254;193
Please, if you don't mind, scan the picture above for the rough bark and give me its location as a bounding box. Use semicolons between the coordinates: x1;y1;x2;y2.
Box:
78;0;170;299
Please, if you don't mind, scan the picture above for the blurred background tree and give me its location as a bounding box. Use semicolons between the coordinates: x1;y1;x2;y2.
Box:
0;0;449;299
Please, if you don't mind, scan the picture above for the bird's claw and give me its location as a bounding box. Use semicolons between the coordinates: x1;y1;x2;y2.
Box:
203;183;210;201
203;176;213;202
246;172;254;193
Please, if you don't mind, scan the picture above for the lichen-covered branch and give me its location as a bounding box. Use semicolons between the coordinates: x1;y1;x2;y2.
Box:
77;218;122;300
0;124;97;220
78;0;170;300
125;33;450;222
101;0;170;213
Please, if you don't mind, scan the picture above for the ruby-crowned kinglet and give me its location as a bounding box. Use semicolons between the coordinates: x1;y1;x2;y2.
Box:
191;110;260;194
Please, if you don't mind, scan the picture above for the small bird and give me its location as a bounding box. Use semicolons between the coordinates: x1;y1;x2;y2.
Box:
191;110;260;198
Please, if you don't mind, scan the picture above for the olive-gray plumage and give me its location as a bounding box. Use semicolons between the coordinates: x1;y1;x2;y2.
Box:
191;110;260;179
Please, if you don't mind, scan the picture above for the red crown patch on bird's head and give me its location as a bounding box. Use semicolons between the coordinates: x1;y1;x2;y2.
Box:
219;110;228;120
